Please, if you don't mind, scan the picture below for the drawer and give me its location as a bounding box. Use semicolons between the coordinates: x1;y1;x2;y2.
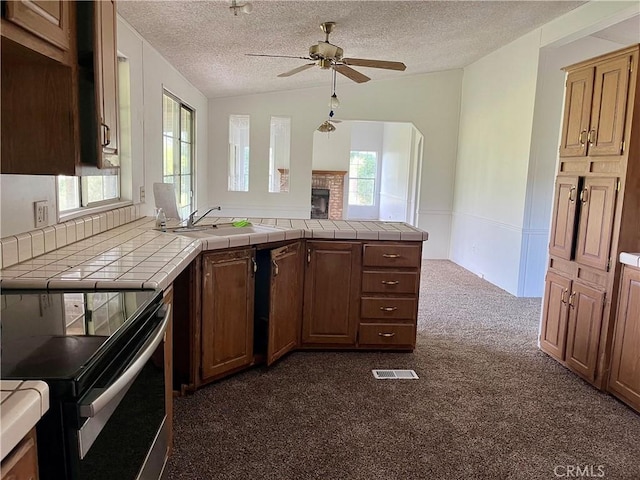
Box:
362;244;421;268
361;297;417;319
359;323;416;347
362;271;419;294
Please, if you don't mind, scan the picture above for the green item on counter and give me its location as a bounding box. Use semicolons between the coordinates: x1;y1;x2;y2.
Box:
232;220;251;227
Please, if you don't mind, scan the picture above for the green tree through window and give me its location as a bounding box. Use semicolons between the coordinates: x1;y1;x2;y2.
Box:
348;151;377;206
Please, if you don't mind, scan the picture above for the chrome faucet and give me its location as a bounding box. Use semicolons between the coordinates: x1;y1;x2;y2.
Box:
186;206;221;228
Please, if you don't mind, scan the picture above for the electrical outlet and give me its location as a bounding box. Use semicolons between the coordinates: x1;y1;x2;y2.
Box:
140;186;146;203
34;200;49;228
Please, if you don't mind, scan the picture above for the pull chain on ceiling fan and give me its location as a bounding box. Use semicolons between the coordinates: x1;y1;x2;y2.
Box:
246;22;407;84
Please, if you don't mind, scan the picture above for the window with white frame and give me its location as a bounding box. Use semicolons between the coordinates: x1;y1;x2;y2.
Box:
228;114;250;192
162;91;194;220
269;116;291;193
57;57;130;214
348;151;378;206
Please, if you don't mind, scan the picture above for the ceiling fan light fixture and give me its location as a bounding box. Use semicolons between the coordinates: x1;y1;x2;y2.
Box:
230;0;252;15
329;93;340;109
317;121;336;133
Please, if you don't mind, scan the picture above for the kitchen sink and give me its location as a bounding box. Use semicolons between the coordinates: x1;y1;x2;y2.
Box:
170;224;281;239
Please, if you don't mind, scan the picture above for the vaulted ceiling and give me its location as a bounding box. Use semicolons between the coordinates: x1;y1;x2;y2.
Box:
117;1;587;98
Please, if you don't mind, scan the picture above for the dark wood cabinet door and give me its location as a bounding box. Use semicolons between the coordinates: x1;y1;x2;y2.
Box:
608;266;640;411
575;177;618;270
587;55;630;157
540;272;571;360
201;249;254;381
549;176;580;260
559;67;593;158
565;280;605;381
267;242;303;366
5;0;70;51
302;241;361;345
96;0;119;159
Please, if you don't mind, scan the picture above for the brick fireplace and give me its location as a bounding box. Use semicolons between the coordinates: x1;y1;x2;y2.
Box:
311;170;347;220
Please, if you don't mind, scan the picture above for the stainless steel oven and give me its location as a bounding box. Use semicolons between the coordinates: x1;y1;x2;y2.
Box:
1;289;169;480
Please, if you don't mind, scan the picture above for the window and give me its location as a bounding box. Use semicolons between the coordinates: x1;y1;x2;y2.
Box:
57;58;130;214
228;114;250;192
269;116;291;193
163;91;194;220
348;151;378;206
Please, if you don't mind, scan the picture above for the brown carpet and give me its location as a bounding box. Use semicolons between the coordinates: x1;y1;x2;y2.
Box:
166;260;640;480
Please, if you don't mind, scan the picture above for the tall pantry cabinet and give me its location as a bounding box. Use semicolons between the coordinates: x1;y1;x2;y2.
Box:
540;45;640;395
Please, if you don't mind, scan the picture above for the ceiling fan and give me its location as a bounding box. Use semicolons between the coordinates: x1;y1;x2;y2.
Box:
246;22;406;83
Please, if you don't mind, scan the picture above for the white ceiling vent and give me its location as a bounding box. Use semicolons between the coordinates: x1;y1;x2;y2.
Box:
372;369;419;379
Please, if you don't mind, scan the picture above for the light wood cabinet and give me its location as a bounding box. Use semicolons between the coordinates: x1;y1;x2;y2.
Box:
608;265;640;412
0;428;39;480
302;241;361;346
559;55;630;158
200;248;255;382
541;45;640;392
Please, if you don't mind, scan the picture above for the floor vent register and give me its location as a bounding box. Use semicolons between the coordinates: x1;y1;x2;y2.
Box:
372;369;419;379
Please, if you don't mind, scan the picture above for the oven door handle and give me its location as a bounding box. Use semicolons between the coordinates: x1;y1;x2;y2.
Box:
79;304;170;418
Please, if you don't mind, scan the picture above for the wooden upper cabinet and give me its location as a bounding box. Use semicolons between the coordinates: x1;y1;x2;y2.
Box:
549;176;580;260
540;271;571;361
96;0;119;159
3;0;71;63
266;242;304;365
588;55;631;157
608;266;640;411
559;68;593;158
302;241;361;346
559;53;632;158
575;177;618;271
565;280;605;381
200;249;255;381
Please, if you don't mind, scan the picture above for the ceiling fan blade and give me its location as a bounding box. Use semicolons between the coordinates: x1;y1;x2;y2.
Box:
278;63;316;78
334;65;370;84
246;54;312;60
342;58;407;71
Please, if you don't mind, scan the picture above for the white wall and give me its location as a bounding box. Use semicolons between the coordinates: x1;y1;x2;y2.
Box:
451;30;541;294
209;70;463;258
0;176;57;236
117;18;209;218
379;123;412;222
312;123;352;172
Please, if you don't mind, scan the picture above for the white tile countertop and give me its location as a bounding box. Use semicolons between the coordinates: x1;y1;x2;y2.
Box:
1;381;49;461
0;217;428;291
620;252;640;268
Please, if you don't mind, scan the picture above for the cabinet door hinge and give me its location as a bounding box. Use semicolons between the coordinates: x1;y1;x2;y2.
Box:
616;179;621;192
621;140;625;154
603;292;607;306
607;258;611;272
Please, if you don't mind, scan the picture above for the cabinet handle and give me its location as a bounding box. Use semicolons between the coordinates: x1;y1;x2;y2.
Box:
568;292;576;308
588;129;596;145
561;289;568;304
381;280;400;285
307;248;311;263
251;258;257;275
579;189;588;204
379;306;398;312
382;253;401;258
579;129;587;146
568;186;576;203
378;332;396;338
272;259;279;276
101;123;111;147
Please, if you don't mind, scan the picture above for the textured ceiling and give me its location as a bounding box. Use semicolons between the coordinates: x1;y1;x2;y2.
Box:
117;0;586;98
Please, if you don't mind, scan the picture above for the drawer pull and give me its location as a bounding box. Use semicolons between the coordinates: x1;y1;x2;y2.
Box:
381;280;399;285
380;306;398;312
382;253;401;258
378;332;396;338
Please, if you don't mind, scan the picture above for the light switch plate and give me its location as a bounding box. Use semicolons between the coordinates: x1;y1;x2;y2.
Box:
34;200;49;228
